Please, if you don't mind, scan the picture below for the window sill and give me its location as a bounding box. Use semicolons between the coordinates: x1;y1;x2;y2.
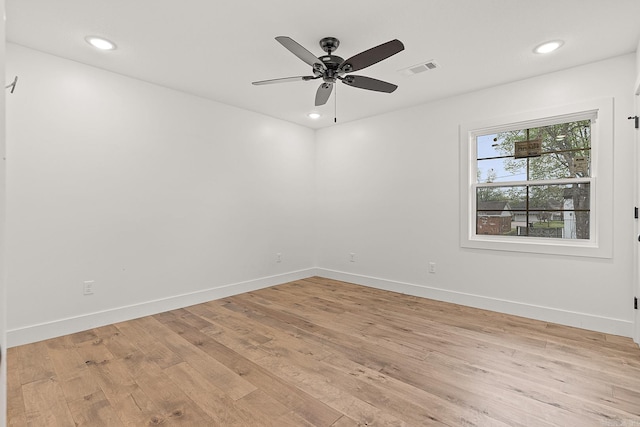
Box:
462;234;611;258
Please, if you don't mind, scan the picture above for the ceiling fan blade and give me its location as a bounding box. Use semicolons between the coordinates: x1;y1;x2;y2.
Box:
339;39;404;73
252;76;317;85
342;75;398;93
276;36;327;71
315;82;333;106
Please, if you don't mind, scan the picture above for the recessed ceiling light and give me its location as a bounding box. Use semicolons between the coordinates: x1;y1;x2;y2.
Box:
533;40;563;54
85;36;117;51
308;112;321;119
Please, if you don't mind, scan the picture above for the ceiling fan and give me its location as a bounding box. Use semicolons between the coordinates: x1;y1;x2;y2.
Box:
252;36;405;106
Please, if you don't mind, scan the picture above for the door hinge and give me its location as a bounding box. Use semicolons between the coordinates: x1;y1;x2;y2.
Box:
635;207;638;219
635;297;638;310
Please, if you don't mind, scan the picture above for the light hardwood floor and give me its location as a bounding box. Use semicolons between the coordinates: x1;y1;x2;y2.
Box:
7;276;640;426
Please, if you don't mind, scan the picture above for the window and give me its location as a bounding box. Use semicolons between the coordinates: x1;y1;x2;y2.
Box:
460;99;613;258
476;118;592;240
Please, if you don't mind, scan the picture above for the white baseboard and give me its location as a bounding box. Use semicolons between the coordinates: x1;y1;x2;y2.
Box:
317;268;634;338
7;268;319;347
9;267;633;347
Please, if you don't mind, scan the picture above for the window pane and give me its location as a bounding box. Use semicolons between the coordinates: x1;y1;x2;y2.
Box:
475;183;590;239
477;119;591;183
476;186;525;206
529;183;590;211
555;183;590;239
476;186;525;236
529;150;591;180
477;158;527;183
477;134;509;159
516;211;564;238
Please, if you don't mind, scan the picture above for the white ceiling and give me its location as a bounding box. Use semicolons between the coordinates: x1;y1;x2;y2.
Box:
6;0;640;129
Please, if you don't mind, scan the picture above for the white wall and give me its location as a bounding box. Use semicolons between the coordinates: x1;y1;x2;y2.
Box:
0;0;7;422
6;44;317;345
316;54;637;336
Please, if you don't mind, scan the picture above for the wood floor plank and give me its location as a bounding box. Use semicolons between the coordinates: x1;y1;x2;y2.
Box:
6;348;27;427
118;349;212;425
106;382;166;426
234;389;292;422
16;341;56;386
22;377;75;426
114;318;184;370
73;347;166;426
93;324;140;359
7;276;640;426
330;415;361;427
46;335;103;404
163;361;250;425
131;315;258;401
66;389;124;427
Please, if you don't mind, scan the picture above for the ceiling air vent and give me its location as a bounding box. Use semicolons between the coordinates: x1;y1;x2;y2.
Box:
400;60;440;76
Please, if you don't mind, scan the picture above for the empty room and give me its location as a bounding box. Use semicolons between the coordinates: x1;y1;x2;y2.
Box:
1;0;640;426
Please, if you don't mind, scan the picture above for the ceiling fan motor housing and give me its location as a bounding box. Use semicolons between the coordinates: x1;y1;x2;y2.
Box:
316;55;345;82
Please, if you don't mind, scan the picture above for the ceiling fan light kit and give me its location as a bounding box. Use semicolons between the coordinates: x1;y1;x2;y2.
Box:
253;36;405;108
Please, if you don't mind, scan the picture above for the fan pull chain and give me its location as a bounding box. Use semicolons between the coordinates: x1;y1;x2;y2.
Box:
334;83;337;123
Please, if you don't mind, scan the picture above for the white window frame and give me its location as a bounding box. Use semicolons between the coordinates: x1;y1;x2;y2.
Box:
459;98;613;258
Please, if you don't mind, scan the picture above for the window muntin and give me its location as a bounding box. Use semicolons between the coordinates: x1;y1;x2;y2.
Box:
474;119;592;240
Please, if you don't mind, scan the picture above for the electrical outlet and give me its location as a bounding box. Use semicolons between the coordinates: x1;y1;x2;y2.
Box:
428;262;436;274
83;280;95;295
276;253;282;263
350;252;356;262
